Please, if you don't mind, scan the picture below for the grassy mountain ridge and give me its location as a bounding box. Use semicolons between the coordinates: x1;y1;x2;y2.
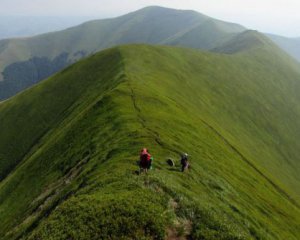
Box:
0;6;246;100
215;30;300;74
0;43;300;239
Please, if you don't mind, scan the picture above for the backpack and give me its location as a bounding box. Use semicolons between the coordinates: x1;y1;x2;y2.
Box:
140;149;151;168
141;153;150;163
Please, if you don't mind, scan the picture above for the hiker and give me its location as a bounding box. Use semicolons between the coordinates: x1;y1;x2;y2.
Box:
139;148;152;173
180;153;189;172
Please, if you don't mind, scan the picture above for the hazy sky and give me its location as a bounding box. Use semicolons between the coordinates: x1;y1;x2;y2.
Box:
1;0;300;37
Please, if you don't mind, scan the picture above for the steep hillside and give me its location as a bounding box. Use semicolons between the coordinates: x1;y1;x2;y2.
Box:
267;34;300;62
0;43;300;239
0;6;245;100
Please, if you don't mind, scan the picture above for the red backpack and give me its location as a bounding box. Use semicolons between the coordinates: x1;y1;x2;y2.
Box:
140;149;151;166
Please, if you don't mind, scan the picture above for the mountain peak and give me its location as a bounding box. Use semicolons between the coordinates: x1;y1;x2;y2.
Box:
137;5;203;14
130;5;209;22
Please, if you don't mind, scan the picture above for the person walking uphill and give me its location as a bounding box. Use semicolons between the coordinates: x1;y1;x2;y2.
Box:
139;148;153;174
181;153;189;172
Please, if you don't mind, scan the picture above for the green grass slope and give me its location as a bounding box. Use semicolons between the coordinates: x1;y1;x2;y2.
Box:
0;43;300;239
0;6;245;100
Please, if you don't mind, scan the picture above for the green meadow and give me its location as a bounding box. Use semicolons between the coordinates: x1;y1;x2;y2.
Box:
0;39;300;239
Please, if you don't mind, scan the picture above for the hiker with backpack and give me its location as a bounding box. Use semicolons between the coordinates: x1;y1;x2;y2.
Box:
139;148;152;173
180;153;189;172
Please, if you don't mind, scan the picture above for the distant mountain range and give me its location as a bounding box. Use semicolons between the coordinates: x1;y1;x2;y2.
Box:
0;16;96;40
267;34;300;61
0;6;299;101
